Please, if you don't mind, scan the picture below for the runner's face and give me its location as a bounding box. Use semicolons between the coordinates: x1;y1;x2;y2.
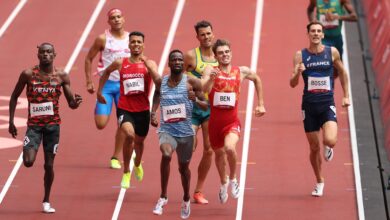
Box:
108;12;124;30
37;45;55;64
169;52;184;74
308;24;323;45
196;26;214;48
129;35;144;56
215;45;231;65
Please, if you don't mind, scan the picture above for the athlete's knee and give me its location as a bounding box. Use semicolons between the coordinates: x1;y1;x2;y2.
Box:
323;137;337;147
95;123;106;130
23;160;34;168
203;147;213;157
44;163;54;172
162;154;172;161
225;145;236;156
179;164;190;176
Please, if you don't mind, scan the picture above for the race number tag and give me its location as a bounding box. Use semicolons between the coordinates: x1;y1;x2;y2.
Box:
30;102;54;117
319;14;339;29
213;92;236;108
162;104;186;123
123;78;144;95
308;76;331;92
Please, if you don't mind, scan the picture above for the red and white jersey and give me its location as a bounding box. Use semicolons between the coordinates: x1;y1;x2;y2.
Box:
118;58;152;112
209;66;241;124
97;29;130;81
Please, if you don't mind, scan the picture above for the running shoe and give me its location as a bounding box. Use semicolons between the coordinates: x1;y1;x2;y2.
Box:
180;200;191;219
230;178;240;199
311;182;325;197
134;164;144;182
110;158;121;169
121;172;131;189
193;192;209;204
42;202;55;213
219;182;229;204
324;146;334;162
153;197;168;215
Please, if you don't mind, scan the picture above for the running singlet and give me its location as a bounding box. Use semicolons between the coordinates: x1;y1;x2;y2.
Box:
97;29;130;81
301;46;334;103
187;47;218;100
26;66;61;126
209;66;241;124
158;75;194;137
118;58;151;112
316;0;344;37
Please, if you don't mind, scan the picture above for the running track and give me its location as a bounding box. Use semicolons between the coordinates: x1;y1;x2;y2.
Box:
0;0;361;219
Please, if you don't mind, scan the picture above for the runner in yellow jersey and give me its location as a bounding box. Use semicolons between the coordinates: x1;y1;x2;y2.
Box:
184;20;218;204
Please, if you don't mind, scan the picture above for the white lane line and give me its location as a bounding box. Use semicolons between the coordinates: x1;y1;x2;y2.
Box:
0;0;27;38
112;1;185;219
342;25;365;220
0;153;23;204
65;0;106;73
0;0;106;205
236;0;264;219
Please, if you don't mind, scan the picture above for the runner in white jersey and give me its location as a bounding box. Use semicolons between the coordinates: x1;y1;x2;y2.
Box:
84;8;130;169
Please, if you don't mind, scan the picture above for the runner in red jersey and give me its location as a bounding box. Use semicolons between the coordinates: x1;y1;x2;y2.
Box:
9;43;82;213
202;39;266;204
97;31;161;189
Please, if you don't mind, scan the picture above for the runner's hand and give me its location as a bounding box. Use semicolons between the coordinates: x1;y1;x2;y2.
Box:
295;62;305;75
97;92;106;104
87;82;95;94
255;105;266;117
8;122;17;138
342;97;350;107
150;112;158;127
187;84;196;101
70;94;83;109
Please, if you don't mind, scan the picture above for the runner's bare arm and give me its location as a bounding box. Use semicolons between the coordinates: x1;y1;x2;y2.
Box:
143;58;162;87
97;59;122;104
307;0;317;22
9;70;30;138
150;85;160;127
201;65;217;93
184;50;196;72
84;34;105;94
60;72;82;109
332;47;350;107
291;50;304;88
340;0;358;21
188;77;208;110
240;66;266;117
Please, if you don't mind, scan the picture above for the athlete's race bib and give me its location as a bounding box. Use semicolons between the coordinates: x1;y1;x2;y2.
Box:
162;103;186;123
308;76;331;92
123;78;144;95
213;92;236;109
30;102;54;117
319;14;339;29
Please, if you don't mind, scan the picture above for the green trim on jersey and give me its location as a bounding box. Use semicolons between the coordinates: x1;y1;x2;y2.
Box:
316;0;345;37
187;47;218;79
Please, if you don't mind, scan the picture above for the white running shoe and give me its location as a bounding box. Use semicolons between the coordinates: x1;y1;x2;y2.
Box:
180;200;191;219
42;202;55;213
324;146;334;161
153;197;168;215
230;178;240;199
219;182;229;204
311;182;325;197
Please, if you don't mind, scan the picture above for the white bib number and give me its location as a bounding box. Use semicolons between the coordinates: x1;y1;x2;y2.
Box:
319;14;339;29
162;104;186;123
30;102;54;117
123;78;144;95
308;76;331;92
213;92;236;108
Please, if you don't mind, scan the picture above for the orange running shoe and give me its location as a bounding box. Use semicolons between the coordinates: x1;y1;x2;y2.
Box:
193;192;209;204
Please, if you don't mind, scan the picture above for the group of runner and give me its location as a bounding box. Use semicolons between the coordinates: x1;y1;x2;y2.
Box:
8;0;357;218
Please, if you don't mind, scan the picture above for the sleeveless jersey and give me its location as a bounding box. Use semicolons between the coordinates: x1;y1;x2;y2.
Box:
187;47;218;101
26;66;62;126
118;58;151;112
97;29;130;81
316;0;344;37
209;66;241;124
301;46;334;103
158;75;194;137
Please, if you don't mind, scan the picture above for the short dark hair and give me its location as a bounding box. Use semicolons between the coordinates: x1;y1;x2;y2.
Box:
306;21;324;33
194;20;213;34
129;31;145;41
37;42;54;50
212;39;230;54
169;49;183;60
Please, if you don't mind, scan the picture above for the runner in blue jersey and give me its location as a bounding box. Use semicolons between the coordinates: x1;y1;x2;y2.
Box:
151;49;206;219
290;22;350;197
